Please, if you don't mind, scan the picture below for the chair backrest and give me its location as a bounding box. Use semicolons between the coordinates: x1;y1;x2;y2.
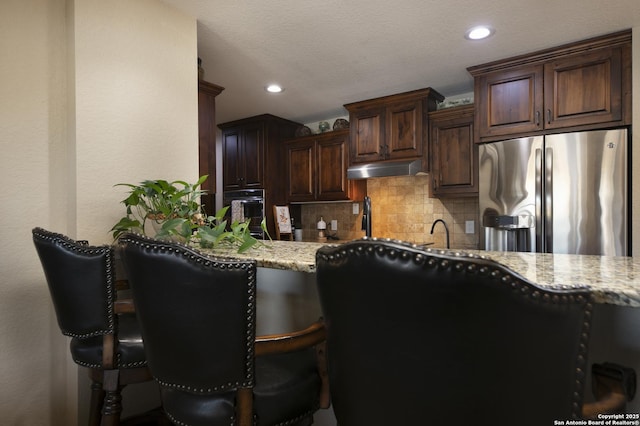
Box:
316;238;593;426
32;227;115;339
118;233;257;393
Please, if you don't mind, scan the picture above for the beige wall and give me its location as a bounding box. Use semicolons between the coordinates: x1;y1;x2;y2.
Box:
0;0;197;424
74;0;199;243
0;0;66;423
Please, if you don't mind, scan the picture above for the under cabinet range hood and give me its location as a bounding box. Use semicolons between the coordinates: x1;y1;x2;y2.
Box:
347;159;424;179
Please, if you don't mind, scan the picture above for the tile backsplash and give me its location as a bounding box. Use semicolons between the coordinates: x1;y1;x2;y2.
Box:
297;175;480;249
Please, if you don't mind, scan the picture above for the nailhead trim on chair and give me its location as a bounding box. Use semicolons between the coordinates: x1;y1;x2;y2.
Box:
32;228;116;338
73;359;102;369
117;357;148;368
155;377;250;394
317;237;594;419
119;233;258;393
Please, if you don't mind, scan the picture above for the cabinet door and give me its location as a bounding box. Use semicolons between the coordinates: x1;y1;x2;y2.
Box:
544;47;622;129
222;128;243;191
222;123;265;191
241;123;264;189
349;107;385;163
316;134;349;201
285;139;316;202
386;100;423;160
475;64;544;139
430;106;477;197
285;130;366;203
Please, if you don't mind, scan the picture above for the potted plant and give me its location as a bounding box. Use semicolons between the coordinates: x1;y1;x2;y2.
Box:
111;176;207;241
111;175;270;253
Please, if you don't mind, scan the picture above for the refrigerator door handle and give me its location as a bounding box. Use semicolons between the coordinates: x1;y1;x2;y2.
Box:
545;147;553;253
535;148;543;252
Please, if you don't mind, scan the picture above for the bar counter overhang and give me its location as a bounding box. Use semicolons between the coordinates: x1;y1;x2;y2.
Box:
198;238;640;308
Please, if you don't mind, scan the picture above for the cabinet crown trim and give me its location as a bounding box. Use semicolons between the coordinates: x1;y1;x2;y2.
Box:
429;104;474;120
218;113;301;130
344;87;444;110
467;29;631;76
198;80;225;96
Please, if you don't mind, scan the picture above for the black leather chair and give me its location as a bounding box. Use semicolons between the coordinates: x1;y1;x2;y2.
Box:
32;227;158;426
118;232;329;426
315;238;635;426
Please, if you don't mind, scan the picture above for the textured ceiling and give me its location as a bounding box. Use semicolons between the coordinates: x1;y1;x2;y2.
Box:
161;0;640;125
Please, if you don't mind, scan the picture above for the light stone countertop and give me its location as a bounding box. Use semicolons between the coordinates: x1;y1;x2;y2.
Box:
197;239;640;307
447;249;640;307
198;240;326;273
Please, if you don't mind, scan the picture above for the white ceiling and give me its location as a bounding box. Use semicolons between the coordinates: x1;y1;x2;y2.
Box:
161;0;640;125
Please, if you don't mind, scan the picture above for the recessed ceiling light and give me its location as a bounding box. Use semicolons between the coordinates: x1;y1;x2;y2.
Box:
465;26;495;40
265;84;284;93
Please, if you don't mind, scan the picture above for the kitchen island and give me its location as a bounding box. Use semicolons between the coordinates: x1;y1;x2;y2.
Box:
200;238;640;307
200;238;640;416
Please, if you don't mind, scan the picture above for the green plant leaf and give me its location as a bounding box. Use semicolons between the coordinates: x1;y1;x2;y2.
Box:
261;217;272;241
110;217;142;239
237;238;257;253
214;206;229;221
195;175;208;186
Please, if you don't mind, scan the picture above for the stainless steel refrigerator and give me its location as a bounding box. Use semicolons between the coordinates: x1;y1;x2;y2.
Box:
479;128;628;256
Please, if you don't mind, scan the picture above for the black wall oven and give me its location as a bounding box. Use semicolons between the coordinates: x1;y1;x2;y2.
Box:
222;189;266;239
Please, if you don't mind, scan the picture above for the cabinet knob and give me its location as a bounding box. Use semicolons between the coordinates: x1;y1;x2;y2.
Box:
379;144;389;159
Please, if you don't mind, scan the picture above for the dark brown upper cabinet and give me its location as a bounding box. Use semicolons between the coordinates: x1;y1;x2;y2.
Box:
218;114;300;193
468;30;631;142
429;105;477;197
344;88;444;168
284;129;366;203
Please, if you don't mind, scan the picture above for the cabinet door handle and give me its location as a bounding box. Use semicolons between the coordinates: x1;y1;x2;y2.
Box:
379;144;389;159
535;111;540;126
547;109;551;124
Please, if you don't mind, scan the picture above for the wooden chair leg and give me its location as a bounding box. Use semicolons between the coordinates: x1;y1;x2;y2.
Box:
316;341;331;409
88;379;105;426
101;369;122;426
236;387;254;426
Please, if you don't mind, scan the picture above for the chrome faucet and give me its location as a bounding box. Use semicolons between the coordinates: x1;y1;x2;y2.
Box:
430;219;450;249
362;196;372;238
